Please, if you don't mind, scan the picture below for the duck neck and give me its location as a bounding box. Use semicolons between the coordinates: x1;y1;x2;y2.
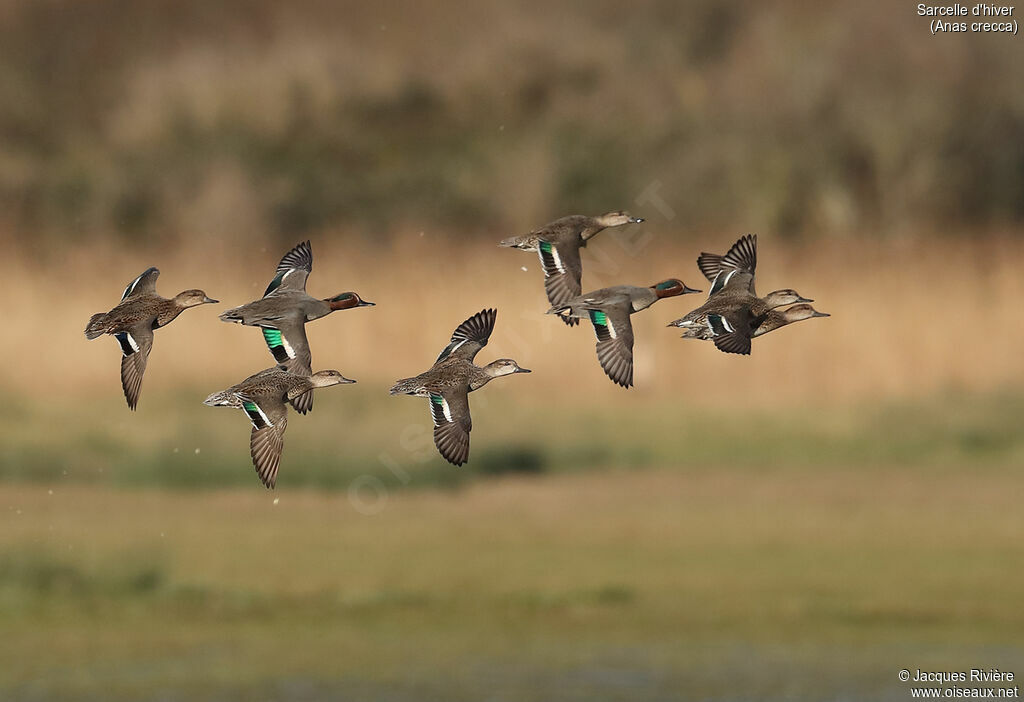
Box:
468;366;496;392
302;299;333;321
632;288;659;312
753;311;790;337
580;223;606;243
155;300;185;328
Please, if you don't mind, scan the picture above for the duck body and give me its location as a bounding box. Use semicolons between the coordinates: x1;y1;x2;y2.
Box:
669;284;811;338
549;279;701;388
554;284;659;318
691;304;830;355
204;367;323;408
87;294;190;335
499;214;611;252
220;291;334;326
669;234;823;355
389;309;530;466
85;267;217;410
388;356;496;398
204;367;355;488
500;211;644;327
218;241;373;414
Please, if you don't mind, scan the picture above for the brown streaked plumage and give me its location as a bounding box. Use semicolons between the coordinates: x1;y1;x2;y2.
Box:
688;303;830;356
672;234;821;355
696;233;759;295
389;309;530;466
203;367;355;488
668;287;812;336
499;212;644;326
548;279;701;388
84;267;217;410
752;303;830;338
218;241;374;414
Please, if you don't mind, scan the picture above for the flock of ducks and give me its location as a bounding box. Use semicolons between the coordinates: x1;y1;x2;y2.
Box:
85;213;828;487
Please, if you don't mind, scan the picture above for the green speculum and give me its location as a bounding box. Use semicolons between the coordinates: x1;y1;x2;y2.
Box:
262;329;283;348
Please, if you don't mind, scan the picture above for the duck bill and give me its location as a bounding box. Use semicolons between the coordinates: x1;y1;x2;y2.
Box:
203;296;219;304
357;300;376;307
797;296;814;303
682;285;702;295
514;367;532;374
629;217;645;224
339;376;358;384
812;311;830;318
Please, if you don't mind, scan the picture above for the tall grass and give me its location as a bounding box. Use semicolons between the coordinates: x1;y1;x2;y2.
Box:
6;233;1023;406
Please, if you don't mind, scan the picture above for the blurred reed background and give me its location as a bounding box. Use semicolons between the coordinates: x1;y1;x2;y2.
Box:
0;1;1022;700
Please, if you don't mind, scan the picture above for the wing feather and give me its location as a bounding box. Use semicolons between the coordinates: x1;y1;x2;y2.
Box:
538;240;582;327
121;268;160;300
428;390;472;466
264;241;313;296
260;321;313;414
587;307;634;388
697;235;757;294
436;308;497;363
242;400;289;488
118;324;154;410
707;311;753;356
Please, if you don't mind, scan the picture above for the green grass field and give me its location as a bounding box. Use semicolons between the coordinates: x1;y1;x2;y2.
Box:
1;391;1022;700
2;388;1022;490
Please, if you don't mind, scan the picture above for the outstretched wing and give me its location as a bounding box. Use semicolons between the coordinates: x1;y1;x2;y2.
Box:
707;311;753;356
117;323;155;410
238;394;289;488
586;305;635;388
697;234;757;294
436;308;497;364
428;389;472;466
259;320;313;414
707;270;755;298
121;268;160;301
264;241;313;296
538;240;582;327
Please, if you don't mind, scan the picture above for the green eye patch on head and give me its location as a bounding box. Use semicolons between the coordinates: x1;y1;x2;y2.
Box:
656;280;678;290
331;293;354;302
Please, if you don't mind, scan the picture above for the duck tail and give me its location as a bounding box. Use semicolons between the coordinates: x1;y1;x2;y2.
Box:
218;308;245;324
203;390;235;407
545;305;580;326
499;235;536;251
388;377;420;396
84;313;109;339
